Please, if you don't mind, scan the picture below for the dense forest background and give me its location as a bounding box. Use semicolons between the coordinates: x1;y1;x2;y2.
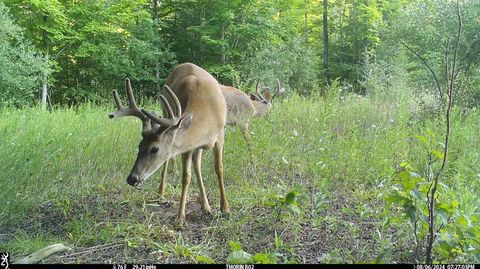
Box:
1;0;479;107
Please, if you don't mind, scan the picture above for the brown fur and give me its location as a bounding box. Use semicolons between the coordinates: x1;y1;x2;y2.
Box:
112;63;229;228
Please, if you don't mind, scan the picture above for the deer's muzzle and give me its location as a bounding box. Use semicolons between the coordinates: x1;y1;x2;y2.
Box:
127;174;139;186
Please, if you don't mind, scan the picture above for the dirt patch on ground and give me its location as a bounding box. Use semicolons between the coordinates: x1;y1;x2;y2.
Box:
0;200;68;239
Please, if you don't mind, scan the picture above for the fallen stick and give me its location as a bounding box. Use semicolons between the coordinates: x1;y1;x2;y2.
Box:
16;243;71;264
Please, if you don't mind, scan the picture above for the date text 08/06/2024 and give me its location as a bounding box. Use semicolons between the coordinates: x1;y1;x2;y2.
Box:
414;265;475;269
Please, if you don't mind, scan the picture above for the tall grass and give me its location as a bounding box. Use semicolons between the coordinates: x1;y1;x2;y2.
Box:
0;104;140;223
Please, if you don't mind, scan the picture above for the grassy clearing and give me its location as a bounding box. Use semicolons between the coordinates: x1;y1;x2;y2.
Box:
0;94;479;263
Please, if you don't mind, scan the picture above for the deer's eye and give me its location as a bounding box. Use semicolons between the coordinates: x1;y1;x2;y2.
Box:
150;147;159;154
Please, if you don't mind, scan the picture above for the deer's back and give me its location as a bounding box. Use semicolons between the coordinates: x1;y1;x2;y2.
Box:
221;85;255;125
166;63;227;149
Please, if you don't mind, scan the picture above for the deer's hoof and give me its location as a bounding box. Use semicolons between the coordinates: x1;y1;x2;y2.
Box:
220;210;231;219
175;220;187;231
201;205;212;215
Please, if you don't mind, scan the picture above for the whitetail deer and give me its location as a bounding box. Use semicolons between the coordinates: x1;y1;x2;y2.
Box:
156;79;285;199
221;84;255;145
109;63;229;228
249;78;286;117
224;78;286;144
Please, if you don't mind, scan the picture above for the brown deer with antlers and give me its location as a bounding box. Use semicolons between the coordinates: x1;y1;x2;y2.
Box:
224;78;286;144
109;63;229;228
156;78;285;199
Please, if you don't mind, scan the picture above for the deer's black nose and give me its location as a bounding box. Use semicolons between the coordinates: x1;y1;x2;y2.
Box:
127;174;139;186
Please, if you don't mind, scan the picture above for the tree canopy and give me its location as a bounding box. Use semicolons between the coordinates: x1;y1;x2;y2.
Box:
0;0;479;107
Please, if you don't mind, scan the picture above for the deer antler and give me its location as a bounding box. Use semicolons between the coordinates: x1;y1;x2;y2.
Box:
272;78;286;99
141;85;183;127
253;80;268;102
109;78;151;131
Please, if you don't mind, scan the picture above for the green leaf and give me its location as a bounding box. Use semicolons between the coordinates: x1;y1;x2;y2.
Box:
431;149;444;160
409;189;423;201
457;215;470;227
437;202;451;212
418;212;429;224
437;208;449;226
386;194;407;204
415;135;429;146
227;250;253;264
196;255;216;264
400;162;414;170
438;240;452;252
228;241;243;251
401;176;416;192
274;230;283;249
404;204;417;223
253;253;278;264
397;170;411;181
284;191;298;205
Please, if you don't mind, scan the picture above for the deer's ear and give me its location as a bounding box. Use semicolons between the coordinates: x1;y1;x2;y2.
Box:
174;114;193;133
262;89;272;100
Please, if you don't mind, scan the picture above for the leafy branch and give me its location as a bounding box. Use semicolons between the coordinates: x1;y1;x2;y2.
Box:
425;0;462;264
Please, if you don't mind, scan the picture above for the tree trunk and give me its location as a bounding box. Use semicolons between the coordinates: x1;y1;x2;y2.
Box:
220;21;226;65
41;16;49;110
363;37;369;95
363;0;370;95
322;0;329;83
153;0;161;92
304;0;308;42
153;0;159;21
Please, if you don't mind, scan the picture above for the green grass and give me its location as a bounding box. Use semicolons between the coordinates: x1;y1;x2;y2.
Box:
0;94;478;263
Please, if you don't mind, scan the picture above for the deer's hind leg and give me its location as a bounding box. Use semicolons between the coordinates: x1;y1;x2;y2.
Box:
213;130;230;215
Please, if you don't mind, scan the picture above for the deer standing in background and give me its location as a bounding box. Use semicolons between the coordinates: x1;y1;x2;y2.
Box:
109;63;229;228
224;78;286;145
157;79;285;199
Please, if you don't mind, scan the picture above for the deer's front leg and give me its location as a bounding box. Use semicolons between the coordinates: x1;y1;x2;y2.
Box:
178;151;193;228
158;159;169;199
193;148;211;214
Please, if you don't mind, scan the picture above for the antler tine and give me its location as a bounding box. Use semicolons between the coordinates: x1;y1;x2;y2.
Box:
254;80;268;102
125;79;138;109
141;85;183;127
113;90;123;109
109;78;151;130
159;95;174;119
141;109;175;126
164;85;182;118
109;89;128;119
272;78;285;99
